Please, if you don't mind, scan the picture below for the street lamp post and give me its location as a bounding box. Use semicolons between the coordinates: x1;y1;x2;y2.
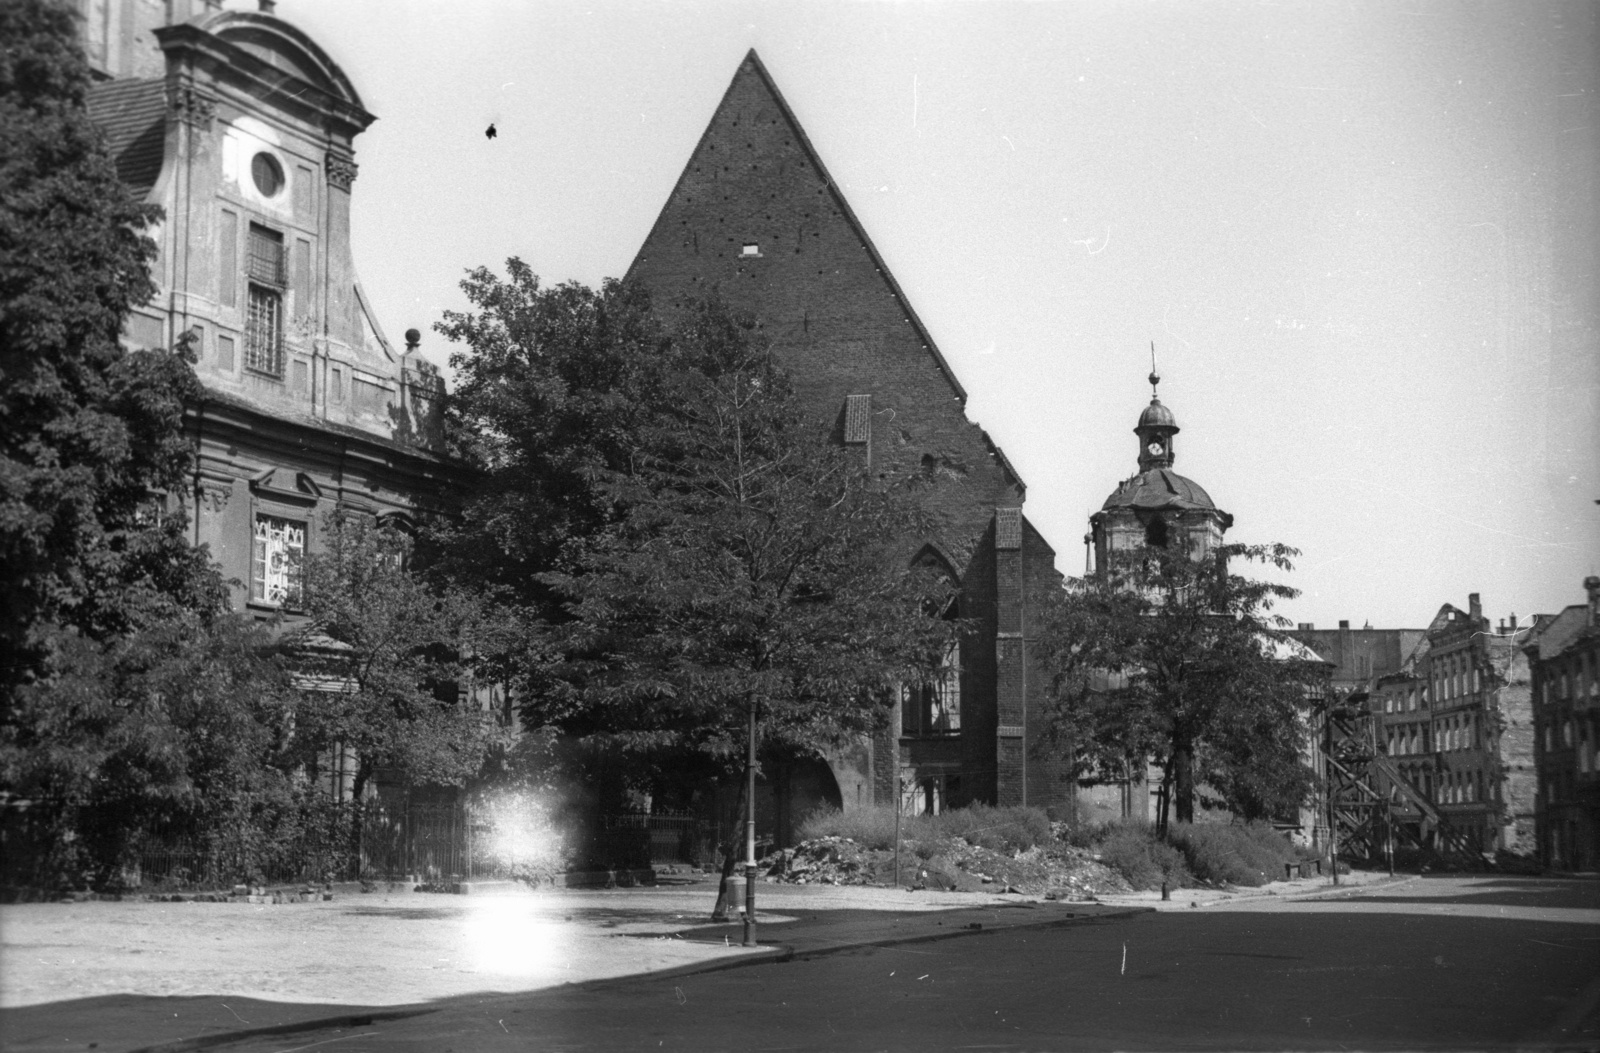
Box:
744;701;757;947
893;775;903;888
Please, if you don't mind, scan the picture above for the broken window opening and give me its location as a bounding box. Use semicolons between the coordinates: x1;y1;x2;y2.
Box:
251;513;305;607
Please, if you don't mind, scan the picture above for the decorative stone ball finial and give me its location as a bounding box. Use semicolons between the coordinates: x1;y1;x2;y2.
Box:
404;328;421;353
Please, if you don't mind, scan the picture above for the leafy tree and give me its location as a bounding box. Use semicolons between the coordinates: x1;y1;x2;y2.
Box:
0;0;206;694
288;510;510;805
531;302;956;783
429;260;672;617
1039;543;1324;833
0;610;298;888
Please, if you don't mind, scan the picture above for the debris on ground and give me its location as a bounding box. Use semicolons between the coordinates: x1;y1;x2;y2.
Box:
757;835;1132;899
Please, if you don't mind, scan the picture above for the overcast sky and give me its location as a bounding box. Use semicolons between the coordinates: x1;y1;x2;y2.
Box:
272;0;1598;632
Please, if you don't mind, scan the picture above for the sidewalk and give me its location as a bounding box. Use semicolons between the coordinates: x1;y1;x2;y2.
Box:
0;879;1144;1053
1092;865;1413;912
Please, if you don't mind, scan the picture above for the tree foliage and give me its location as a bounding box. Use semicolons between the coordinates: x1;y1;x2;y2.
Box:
530;301;956;771
288;510;510;802
430;260;672;615
435;263;956;790
1039;543;1324;832
0;0;206;693
0;611;298;887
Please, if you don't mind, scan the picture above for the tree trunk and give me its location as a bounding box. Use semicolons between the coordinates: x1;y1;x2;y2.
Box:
1156;761;1173;837
711;772;749;919
1173;744;1195;825
348;757;374;880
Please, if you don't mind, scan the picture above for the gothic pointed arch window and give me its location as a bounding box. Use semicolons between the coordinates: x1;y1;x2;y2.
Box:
902;545;961;737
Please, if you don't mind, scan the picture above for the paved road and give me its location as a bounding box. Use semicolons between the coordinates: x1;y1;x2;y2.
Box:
211;875;1598;1052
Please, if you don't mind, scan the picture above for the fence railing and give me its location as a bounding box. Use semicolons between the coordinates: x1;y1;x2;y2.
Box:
134;806;717;889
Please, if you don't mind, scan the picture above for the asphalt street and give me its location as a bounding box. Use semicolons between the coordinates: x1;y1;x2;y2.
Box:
210;875;1599;1053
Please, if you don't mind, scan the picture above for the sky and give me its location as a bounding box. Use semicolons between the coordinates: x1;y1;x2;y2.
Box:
271;0;1598;632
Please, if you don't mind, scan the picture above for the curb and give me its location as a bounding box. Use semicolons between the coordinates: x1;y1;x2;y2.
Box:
1282;873;1421;901
580;904;1156;988
128;1008;437;1053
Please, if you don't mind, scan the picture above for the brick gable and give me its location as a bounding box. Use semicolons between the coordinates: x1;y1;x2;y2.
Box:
627;50;1027;571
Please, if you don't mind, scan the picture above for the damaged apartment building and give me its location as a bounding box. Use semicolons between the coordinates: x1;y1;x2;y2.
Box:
1309;595;1537;858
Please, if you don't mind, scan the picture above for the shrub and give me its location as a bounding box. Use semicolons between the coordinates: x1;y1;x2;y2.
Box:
796;803;1052;854
797;804;908;850
1095;821;1190;890
929;804;1052;853
1061;820;1112;850
1167;822;1297;887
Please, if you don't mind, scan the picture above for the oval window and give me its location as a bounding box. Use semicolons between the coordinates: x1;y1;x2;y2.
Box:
251;152;285;197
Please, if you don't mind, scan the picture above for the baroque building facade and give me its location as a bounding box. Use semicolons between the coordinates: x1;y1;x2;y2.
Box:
79;0;453;622
1088;373;1232;572
1077;376;1246;827
78;1;460;802
625;51;1066;828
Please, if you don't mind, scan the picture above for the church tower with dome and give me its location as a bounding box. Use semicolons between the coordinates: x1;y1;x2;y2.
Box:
1089;369;1233;575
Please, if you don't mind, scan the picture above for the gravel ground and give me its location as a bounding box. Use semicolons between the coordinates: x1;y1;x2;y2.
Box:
0;879;1033;1010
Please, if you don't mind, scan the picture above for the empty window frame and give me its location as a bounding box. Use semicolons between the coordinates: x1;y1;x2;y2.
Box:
251;513;305;607
901;641;961;736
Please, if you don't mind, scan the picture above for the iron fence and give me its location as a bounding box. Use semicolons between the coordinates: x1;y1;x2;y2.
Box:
133;805;717;889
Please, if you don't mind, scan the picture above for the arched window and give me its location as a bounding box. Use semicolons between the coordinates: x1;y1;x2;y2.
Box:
902;639;961;737
902;548;961;738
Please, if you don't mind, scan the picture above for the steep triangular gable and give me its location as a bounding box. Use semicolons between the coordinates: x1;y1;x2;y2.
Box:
1427;604;1467;634
627;49;970;408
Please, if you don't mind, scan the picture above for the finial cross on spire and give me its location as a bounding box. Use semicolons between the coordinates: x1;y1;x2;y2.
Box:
1148;341;1160;398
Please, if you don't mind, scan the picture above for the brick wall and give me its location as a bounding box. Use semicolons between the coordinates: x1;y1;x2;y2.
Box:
626;52;1025;566
626;51;1065;813
1021;517;1071;811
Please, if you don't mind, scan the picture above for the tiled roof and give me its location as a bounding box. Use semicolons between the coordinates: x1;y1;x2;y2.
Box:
86;79;167;200
1100;468;1217;512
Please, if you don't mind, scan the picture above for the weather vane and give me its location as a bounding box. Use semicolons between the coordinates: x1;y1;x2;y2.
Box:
1149;341;1160;398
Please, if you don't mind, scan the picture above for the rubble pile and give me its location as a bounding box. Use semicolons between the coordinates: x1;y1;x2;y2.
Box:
759;835;1133;900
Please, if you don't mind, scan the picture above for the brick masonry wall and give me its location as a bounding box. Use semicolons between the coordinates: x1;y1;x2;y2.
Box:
627;51;1065;812
1022;517;1072;812
626;52;1025;568
961;526;1000;806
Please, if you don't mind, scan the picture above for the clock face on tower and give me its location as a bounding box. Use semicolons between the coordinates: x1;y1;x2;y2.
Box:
1147;441;1165;457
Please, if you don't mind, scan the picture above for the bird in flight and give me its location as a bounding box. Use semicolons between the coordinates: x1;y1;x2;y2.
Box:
485;123;497;140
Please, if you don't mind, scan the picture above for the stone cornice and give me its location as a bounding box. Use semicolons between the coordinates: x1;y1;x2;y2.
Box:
184;392;472;520
155;23;376;139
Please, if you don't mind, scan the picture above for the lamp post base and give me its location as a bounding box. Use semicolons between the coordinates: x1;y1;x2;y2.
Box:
742;863;757;946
